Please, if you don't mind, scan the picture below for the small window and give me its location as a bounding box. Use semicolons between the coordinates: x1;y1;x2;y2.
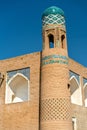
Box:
72;117;77;130
48;34;54;48
61;35;65;48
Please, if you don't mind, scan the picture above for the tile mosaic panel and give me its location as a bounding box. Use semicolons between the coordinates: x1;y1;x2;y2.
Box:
42;14;65;27
42;54;68;66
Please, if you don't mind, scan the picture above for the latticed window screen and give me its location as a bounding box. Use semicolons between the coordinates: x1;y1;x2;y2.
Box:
41;98;71;121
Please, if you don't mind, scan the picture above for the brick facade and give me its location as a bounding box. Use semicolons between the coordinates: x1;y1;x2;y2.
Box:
0;6;87;130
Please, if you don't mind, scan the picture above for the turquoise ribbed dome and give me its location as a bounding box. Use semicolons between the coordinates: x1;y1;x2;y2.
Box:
42;6;64;18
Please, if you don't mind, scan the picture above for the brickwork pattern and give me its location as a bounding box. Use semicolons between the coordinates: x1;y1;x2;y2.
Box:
0;52;41;130
41;98;71;121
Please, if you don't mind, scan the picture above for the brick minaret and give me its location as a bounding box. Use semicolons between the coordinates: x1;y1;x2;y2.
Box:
40;6;73;130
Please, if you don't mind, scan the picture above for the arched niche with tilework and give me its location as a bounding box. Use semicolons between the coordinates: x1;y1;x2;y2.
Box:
84;83;87;107
5;73;30;104
70;76;82;105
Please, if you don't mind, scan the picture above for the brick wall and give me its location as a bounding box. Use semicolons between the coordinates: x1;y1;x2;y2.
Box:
0;52;87;130
0;52;41;130
69;58;87;130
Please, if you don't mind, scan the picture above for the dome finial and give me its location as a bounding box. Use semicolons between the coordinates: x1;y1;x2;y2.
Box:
42;6;65;27
42;6;64;19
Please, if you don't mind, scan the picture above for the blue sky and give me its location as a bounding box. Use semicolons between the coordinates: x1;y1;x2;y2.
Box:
0;0;87;67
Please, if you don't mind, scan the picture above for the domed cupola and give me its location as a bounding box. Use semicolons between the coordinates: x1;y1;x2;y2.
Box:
42;6;65;27
42;6;64;17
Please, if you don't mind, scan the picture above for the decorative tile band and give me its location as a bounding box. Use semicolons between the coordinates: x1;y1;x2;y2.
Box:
42;59;68;66
42;54;68;66
42;14;65;28
42;54;68;60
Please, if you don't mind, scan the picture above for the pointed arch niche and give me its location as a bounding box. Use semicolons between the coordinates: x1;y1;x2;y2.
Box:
48;34;54;48
70;76;82;105
61;34;66;49
84;83;87;107
5;73;30;104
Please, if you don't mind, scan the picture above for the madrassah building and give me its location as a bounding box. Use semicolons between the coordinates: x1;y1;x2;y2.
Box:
0;6;87;130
